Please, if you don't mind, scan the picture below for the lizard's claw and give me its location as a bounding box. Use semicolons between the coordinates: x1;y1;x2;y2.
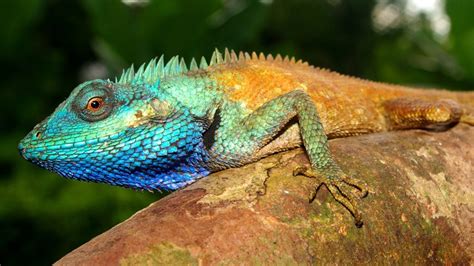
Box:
293;166;368;228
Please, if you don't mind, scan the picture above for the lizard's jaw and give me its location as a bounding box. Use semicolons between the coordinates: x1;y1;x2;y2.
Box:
18;143;27;161
18;124;44;161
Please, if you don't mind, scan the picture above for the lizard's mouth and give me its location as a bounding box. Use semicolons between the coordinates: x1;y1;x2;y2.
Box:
18;134;81;176
18;123;46;161
18;119;48;160
18;136;41;162
18;134;35;161
18;146;27;160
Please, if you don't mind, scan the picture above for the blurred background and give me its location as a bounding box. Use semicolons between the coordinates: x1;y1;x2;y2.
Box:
1;0;473;264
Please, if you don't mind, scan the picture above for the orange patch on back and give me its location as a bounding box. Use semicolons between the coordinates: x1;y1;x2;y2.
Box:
212;61;303;110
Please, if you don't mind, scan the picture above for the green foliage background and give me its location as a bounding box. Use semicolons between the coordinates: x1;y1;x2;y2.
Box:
0;0;472;264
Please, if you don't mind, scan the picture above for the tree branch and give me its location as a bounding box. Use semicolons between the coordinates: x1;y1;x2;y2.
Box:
56;124;474;265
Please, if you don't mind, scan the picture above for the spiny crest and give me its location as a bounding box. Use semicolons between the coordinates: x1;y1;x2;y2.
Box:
116;48;310;85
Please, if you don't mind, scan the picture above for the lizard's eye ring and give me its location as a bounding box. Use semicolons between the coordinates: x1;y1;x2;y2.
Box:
73;81;115;122
87;97;104;112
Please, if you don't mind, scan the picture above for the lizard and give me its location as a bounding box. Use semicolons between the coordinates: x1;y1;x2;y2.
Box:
18;49;474;227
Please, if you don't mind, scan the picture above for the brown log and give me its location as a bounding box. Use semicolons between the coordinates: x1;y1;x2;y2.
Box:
56;124;474;265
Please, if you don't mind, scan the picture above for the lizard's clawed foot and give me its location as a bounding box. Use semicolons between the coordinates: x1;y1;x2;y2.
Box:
293;166;368;227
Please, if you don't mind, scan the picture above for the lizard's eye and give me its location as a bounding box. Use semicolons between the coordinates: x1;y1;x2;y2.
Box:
87;97;104;112
73;81;115;122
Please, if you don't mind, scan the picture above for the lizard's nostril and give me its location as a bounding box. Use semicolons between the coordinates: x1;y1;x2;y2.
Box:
35;131;42;139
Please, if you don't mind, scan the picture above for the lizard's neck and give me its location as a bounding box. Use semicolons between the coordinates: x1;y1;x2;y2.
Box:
138;144;212;191
160;74;225;120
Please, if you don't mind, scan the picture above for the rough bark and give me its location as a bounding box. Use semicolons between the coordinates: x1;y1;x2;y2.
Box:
56;124;474;265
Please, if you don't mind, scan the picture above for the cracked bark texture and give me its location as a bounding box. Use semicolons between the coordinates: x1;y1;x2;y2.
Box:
56;124;474;265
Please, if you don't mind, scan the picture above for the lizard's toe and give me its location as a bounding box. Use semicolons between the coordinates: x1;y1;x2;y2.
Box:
293;166;309;177
341;174;369;199
293;166;367;227
325;181;363;226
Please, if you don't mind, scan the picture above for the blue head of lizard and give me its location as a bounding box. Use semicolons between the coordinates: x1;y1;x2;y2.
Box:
18;56;214;190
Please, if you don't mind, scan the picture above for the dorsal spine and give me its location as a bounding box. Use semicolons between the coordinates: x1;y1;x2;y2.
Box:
116;48;309;85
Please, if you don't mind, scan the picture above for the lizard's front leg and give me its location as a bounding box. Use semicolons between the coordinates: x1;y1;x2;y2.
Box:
209;90;369;227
